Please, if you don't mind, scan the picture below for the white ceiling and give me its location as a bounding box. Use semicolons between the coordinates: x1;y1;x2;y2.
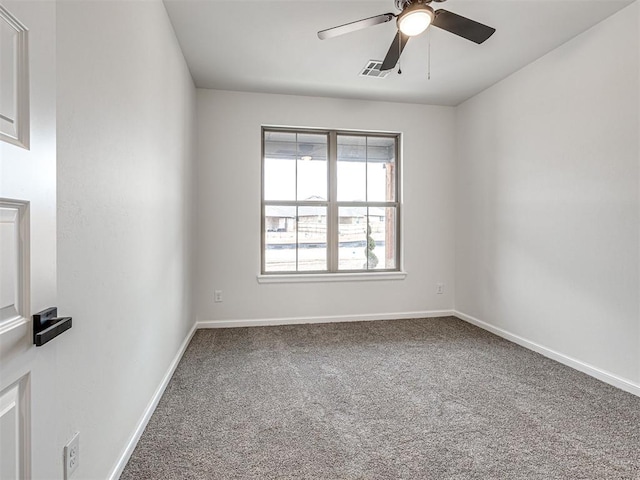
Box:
163;0;634;106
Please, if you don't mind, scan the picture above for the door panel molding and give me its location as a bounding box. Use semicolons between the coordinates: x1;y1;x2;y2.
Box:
0;199;30;335
0;375;30;479
0;4;30;149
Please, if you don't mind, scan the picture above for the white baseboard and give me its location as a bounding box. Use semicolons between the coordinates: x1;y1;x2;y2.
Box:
197;310;455;329
454;310;640;398
108;323;197;480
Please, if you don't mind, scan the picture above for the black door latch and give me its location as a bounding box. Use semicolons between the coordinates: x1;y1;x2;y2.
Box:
33;307;72;346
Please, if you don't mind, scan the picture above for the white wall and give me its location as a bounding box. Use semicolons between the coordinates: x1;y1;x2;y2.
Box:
455;3;640;385
196;90;455;323
56;1;196;478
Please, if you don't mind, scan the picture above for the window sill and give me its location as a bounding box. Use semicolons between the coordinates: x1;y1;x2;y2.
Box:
257;271;407;284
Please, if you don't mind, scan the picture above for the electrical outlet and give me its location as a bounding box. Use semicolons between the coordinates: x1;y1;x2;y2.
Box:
436;283;444;294
214;290;223;303
64;432;79;479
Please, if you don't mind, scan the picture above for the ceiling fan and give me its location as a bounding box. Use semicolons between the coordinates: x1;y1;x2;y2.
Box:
318;0;496;71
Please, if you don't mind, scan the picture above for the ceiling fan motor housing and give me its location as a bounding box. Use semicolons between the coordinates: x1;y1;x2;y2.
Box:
395;0;433;10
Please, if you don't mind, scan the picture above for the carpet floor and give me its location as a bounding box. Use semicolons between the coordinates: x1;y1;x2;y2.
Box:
121;317;640;479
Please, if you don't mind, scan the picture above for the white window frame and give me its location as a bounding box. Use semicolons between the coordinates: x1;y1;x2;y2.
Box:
260;126;403;281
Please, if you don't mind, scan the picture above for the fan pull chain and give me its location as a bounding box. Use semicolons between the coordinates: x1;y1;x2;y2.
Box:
398;34;402;74
427;29;431;80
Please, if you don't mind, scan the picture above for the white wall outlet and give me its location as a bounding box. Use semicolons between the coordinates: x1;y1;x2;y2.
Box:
214;290;223;303
436;283;444;295
63;432;79;479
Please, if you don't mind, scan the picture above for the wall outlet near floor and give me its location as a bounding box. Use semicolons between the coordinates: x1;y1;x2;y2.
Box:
63;432;79;479
436;283;444;294
214;290;223;303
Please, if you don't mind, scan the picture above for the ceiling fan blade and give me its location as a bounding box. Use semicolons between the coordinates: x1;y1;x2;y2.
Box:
432;10;495;44
318;13;395;40
381;31;410;71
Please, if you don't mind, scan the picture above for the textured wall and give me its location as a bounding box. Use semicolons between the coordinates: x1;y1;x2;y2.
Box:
196;90;456;323
56;1;196;477
455;3;640;384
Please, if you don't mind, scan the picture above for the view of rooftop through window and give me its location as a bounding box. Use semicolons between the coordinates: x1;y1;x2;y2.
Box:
262;129;399;273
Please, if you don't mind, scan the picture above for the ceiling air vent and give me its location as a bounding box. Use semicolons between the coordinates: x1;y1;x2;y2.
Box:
359;60;390;78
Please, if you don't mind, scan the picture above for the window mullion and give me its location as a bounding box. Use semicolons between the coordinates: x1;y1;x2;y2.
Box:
294;134;299;271
328;131;338;272
295;205;299;271
395;135;401;272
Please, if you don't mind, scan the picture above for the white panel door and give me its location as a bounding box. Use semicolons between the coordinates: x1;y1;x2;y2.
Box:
0;1;57;478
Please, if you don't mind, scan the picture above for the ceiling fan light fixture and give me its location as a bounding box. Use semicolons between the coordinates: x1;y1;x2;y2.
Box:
397;4;434;36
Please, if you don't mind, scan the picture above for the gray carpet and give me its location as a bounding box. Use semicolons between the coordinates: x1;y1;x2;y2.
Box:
121;317;640;479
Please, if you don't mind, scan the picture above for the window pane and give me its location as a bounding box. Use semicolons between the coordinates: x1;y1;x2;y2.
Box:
338;207;367;270
297;206;327;271
264;206;296;272
367;137;396;202
297;134;328;201
337;135;366;201
264;131;296;201
369;207;397;270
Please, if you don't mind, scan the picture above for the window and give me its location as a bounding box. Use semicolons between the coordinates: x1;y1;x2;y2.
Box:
262;128;400;275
